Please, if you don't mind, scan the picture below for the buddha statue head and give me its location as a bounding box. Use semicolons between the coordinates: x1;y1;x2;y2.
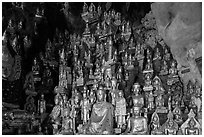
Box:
132;83;140;95
133;106;141;117
97;86;106;102
118;90;124;98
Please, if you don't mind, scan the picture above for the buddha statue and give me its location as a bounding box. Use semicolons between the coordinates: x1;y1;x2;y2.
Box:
127;54;134;70
80;86;91;125
132;83;144;108
173;105;183;125
61;106;73;135
95;23;101;37
153;46;162;74
180;109;201;135
50;93;63;133
163;46;171;62
167;59;179;85
185;118;199;135
150;111;162;135
194;79;201;99
155;93;167;113
129;37;135;50
32;57;40;76
162;111;178;135
115;90;126;131
143;58;153;74
159;60;168;76
153;76;165;95
86;86;114;135
89;89;96;107
124;106;148;135
109;76;118;105
97;5;102;16
147;90;155;111
143;73;153;92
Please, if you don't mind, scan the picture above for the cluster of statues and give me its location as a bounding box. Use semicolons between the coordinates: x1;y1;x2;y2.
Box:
46;3;203;135
20;3;202;135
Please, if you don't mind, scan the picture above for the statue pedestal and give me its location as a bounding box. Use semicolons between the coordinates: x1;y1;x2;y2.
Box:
114;128;121;134
156;107;168;113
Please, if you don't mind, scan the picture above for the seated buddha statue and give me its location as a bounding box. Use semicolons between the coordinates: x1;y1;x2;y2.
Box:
155;93;167;113
162;111;178;135
143;58;153;74
124;106;148;135
159;60;168;76
167;59;179;85
143;73;153;92
85;86;114;135
132;83;144;108
180;109;201;135
173;104;183;125
185;118;199;135
150;111;162;135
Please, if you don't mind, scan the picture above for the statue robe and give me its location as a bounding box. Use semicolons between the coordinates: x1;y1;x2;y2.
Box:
87;101;114;135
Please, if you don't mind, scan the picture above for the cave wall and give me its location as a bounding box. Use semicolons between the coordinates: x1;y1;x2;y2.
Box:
151;2;202;90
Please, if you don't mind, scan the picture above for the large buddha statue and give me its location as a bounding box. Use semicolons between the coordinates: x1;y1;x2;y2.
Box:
85;86;114;135
124;106;148;135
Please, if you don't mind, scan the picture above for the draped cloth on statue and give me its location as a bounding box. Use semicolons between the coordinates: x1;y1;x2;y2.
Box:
87;101;114;135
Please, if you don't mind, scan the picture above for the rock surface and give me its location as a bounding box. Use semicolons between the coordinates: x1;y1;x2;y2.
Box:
151;2;202;89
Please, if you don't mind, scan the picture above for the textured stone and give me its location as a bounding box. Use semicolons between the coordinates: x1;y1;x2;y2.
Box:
151;2;202;89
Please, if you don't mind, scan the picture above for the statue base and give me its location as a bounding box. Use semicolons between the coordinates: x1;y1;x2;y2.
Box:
156;107;168;113
143;86;153;92
114;128;121;134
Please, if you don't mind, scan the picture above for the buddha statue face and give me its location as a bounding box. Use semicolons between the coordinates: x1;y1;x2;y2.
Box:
153;115;158;123
97;88;105;102
133;107;140;116
168;120;174;128
118;90;123;98
189;118;196;128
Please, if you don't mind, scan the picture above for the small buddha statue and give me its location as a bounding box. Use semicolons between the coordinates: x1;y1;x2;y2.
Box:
109;76;118;105
114;12;121;26
97;5;102;16
127;54;134;70
185;118;199;135
80;86;91;125
115;90;126;130
159;60;168;76
124;106;148;135
83;23;90;37
129;37;135;50
150;111;162;135
153;46;162;74
132;83;145;108
147;90;155;111
155;93;167;113
173;105;183;125
168;59;178;77
86;86;114;135
163;46;171;62
32;57;40;76
38;94;46;115
194;80;201;99
89;89;96;107
146;47;152;60
143;73;153;91
153;76;165;95
162;111;178;135
83;2;88;13
50;93;63;132
62;106;73;135
124;21;131;41
180;109;201;135
143;58;153;74
95;23;101;37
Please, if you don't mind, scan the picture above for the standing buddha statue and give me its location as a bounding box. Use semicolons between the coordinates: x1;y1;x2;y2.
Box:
115;90;126;131
80;86;91;125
